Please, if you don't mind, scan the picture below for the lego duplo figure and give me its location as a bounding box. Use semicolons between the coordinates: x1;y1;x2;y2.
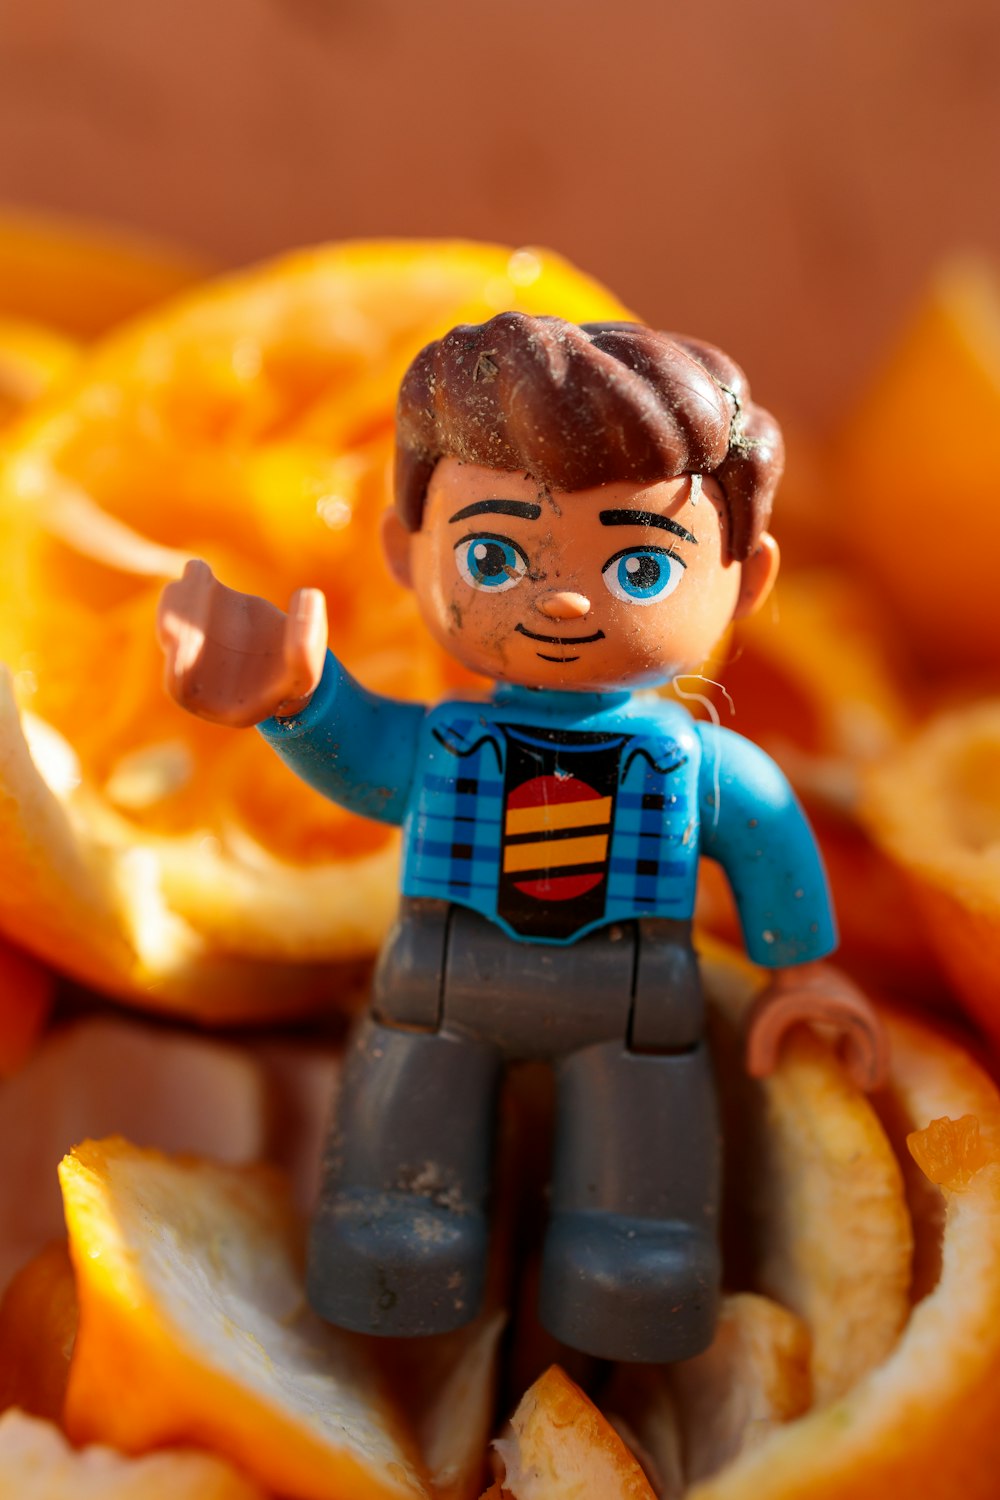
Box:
158;314;887;1364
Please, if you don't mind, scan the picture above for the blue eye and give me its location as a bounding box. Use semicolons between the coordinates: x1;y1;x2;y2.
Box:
602;546;685;605
454;533;528;592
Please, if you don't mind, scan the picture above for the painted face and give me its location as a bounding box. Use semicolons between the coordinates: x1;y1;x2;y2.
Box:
387;458;778;691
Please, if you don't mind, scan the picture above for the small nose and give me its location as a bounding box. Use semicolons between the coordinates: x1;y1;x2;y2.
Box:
538;591;591;621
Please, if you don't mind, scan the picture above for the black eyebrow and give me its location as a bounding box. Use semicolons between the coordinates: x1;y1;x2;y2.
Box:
598;509;698;544
448;499;542;523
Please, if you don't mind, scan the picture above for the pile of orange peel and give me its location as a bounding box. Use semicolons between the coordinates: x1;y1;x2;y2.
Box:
0;212;998;1498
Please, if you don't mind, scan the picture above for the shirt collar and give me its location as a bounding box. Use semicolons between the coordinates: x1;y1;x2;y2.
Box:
491;683;633;715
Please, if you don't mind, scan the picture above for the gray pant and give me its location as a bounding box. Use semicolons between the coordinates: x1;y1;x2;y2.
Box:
308;900;721;1362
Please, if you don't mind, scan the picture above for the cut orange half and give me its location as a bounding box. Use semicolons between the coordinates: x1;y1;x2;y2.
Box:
0;240;630;1020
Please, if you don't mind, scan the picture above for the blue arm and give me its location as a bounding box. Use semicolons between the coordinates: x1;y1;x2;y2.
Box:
696;722;837;967
257;651;425;826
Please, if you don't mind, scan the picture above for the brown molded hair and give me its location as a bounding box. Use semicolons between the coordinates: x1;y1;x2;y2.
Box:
394;313;783;562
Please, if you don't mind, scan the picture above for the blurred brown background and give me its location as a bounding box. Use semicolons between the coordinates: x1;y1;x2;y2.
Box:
0;0;998;427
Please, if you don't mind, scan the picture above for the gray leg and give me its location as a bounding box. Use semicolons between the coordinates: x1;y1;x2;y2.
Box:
540;1038;722;1362
308;1015;501;1336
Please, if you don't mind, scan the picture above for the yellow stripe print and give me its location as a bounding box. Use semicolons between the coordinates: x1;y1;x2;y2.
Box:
504;796;613;837
503;833;609;874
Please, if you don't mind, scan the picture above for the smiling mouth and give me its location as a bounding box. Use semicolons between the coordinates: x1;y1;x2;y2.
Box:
515;624;606;646
514;622;606;665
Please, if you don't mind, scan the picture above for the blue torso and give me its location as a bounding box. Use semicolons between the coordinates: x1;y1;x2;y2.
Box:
259;656;837;963
402;686;701;943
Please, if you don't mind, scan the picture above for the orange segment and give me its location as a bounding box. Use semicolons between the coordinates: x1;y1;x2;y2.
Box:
493;1365;655;1500
0;208;206;339
0;1407;265;1499
835;255;1000;671
861;700;1000;1042
60;1139;429;1500
0;240;631;1019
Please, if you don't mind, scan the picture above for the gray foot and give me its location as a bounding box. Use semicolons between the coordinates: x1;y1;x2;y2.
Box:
539;1212;721;1362
307;1187;489;1337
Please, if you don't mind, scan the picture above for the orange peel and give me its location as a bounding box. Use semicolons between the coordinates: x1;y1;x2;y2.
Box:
0;1407;265;1499
0;317;78;427
835;253;1000;671
60;1138;429;1500
493;1365;655;1500
860;699;1000;1041
0;1014;267;1293
495;956;1000;1497
0;240;630;1020
705;943;912;1404
697;571;932;988
0;207;206;339
0;1240;77;1422
606;1292;810;1491
0;934;53;1078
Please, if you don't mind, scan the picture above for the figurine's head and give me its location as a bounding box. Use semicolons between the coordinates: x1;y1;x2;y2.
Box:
383;313;783;690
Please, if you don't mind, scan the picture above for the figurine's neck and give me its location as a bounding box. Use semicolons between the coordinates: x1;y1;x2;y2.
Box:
491;682;632;714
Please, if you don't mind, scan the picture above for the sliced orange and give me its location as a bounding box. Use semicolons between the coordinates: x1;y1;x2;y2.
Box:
861;700;1000;1043
835;254;1000;672
0;1407;265;1499
493;1365;655;1500
0;240;630;1020
0;207;206;339
60;1139;429;1500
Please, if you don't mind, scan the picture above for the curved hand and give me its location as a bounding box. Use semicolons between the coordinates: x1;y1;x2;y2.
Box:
156;559;328;728
745;962;890;1093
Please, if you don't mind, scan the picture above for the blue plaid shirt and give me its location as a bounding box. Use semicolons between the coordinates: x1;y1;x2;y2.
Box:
260;654;836;963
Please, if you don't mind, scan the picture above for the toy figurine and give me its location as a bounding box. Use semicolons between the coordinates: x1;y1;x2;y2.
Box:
157;314;887;1364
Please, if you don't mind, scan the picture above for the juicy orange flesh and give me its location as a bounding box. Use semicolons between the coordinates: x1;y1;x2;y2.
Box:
907;1115;1000;1192
4;243;630;867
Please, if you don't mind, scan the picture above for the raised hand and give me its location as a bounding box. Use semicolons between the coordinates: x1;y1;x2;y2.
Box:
744;962;890;1093
156;559;328;727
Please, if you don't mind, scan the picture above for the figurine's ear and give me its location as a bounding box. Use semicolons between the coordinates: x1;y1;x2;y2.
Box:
381;509;414;590
732;533;780;620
